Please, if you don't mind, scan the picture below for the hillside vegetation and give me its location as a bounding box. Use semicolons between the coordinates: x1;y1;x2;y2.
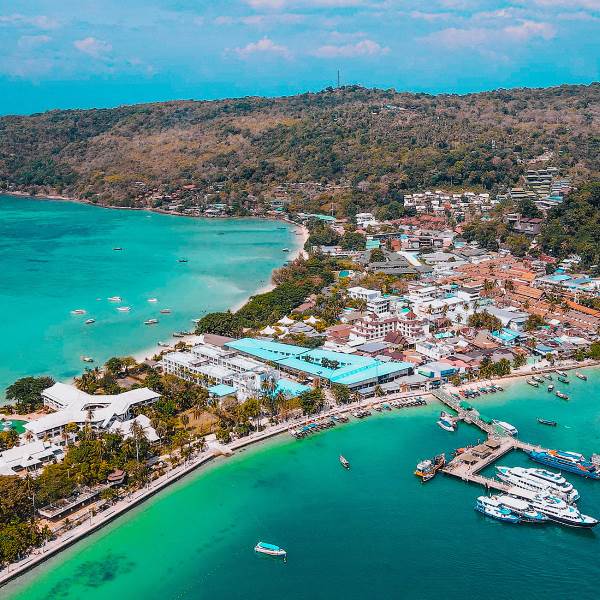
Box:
1;84;599;210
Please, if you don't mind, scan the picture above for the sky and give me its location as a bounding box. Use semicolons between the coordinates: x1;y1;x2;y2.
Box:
0;0;599;115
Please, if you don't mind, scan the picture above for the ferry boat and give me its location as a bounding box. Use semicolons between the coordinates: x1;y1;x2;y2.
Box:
537;418;557;427
81;356;94;363
575;372;587;381
414;454;445;483
526;379;539;388
70;309;86;315
147;298;158;303
254;542;287;558
160;309;172;314
528;449;600;480
494;495;548;523
339;455;350;469
512;491;598;528
117;306;131;312
144;318;159;325
85;318;95;325
555;391;569;400
496;466;579;503
107;296;121;302
437;411;457;432
547;384;554;392
492;420;518;437
474;496;520;523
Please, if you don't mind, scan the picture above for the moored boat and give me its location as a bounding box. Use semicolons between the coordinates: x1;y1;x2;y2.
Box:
556;370;567;377
496;465;579;503
117;306;131;312
528;449;600;480
113;247;123;251
414;454;445;482
107;296;121;302
526;379;539;388
70;309;86;315
85;318;95;325
81;356;94;363
537;418;557;427
547;384;554;392
437;411;457;432
532;375;544;384
474;496;520;523
144;318;159;325
575;372;587;381
492;420;518;436
339;455;350;469
254;542;287;558
494;495;548;523
147;298;158;303
557;376;569;384
160;309;172;314
178;258;188;263
555;391;569;400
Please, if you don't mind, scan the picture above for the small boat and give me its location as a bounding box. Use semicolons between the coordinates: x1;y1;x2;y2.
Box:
147;298;158;303
70;309;86;315
556;370;567;377
172;332;185;338
492;420;518;436
547;384;554;392
191;318;200;324
178;258;188;263
160;309;172;314
254;542;286;558
537;418;557;427
526;380;539;388
144;318;159;325
575;372;587;381
557;376;569;384
437;411;457;432
157;341;170;347
532;375;544;384
495;385;504;392
113;247;123;251
556;391;569;400
117;306;131;312
81;356;94;363
282;248;290;252
544;374;553;381
108;296;122;302
339;455;350;469
85;318;96;325
414;454;445;482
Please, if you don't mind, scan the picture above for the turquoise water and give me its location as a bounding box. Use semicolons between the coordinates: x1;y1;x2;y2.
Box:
0;195;296;395
5;368;600;600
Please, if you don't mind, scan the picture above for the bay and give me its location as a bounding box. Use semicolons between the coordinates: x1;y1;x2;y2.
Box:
0;195;296;395
5;369;600;600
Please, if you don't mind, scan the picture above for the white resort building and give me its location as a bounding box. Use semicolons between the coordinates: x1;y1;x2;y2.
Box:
24;383;160;443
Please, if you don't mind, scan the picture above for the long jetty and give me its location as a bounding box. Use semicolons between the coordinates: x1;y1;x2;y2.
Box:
430;388;543;490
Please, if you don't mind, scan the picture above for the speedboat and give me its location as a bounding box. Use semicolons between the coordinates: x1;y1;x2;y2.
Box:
339;455;350;469
474;496;520;523
492;420;518;436
113;247;123;251
282;248;290;252
144;318;159;325
254;542;287;558
528;449;600;479
555;391;569;400
157;341;170;347
117;306;131;312
575;372;587;381
558;376;569;384
496;466;579;503
160;309;172;314
85;318;96;325
526;379;539;388
414;454;445;482
178;258;188;263
547;384;554;392
107;296;122;302
148;298;158;303
494;495;548;523
70;309;86;315
437;411;457;432
537;418;557;427
556;370;568;377
81;356;94;363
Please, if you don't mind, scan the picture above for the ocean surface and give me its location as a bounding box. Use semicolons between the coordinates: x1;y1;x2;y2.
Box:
5;369;600;600
0;195;296;396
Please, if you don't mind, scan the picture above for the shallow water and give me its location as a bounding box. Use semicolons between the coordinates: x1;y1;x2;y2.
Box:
0;195;296;394
5;368;600;600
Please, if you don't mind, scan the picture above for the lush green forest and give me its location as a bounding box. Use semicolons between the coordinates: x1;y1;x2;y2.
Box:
1;85;599;211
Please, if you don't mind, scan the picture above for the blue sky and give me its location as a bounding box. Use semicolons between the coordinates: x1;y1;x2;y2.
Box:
1;0;599;115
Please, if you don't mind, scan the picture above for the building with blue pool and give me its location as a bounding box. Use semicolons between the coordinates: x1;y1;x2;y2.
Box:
225;338;414;391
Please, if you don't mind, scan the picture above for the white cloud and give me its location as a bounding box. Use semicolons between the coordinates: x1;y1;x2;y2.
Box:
17;35;51;49
215;13;305;26
234;37;292;58
73;37;112;58
533;0;600;8
504;20;556;41
313;38;389;58
0;14;59;30
245;0;367;9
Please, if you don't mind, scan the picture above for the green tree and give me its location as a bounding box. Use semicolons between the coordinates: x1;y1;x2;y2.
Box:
331;383;351;405
5;376;55;413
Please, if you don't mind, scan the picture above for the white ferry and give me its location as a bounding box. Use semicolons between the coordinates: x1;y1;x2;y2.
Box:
492;420;518;436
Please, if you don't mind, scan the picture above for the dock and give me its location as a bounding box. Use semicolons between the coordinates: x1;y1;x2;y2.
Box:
430;388;543;490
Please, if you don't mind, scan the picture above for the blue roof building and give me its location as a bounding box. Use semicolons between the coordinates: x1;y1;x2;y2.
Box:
225;338;413;391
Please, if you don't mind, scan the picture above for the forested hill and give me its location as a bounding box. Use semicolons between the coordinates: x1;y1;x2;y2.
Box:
1;84;599;209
